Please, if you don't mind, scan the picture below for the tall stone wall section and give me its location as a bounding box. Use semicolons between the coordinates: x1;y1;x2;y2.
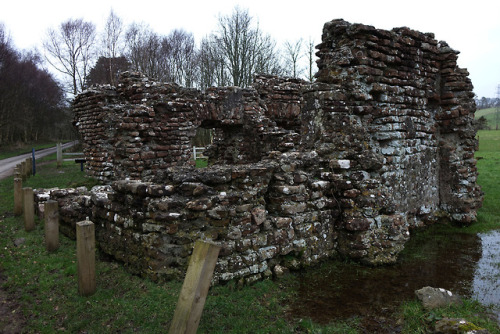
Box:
62;20;483;282
72;87;118;181
299;20;482;260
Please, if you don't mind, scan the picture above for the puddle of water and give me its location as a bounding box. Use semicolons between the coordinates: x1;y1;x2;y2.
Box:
473;230;500;321
288;229;500;331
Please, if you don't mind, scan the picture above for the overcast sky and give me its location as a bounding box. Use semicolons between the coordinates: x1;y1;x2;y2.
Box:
1;0;499;97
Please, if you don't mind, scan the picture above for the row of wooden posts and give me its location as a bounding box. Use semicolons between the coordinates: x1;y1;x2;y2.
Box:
12;157;222;333
13;158;96;296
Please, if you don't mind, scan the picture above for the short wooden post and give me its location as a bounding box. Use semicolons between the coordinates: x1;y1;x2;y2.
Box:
44;200;59;252
24;159;29;178
76;220;95;296
21;161;27;181
27;157;32;176
56;142;62;168
23;187;35;231
14;178;23;216
14;166;21;178
169;240;221;334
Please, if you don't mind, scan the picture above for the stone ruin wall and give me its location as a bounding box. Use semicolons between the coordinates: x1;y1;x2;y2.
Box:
38;20;483;283
72;72;304;182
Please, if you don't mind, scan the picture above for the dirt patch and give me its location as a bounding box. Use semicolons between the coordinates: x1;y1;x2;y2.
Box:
0;271;25;334
0;270;26;334
0;216;25;333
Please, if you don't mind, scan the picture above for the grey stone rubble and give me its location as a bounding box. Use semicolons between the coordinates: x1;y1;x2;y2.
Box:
434;318;489;333
415;286;463;310
34;19;483;284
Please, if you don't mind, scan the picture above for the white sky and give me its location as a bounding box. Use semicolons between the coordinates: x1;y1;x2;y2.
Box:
1;0;499;97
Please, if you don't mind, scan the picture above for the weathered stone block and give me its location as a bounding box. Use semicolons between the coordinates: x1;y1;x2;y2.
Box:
281;203;307;215
345;218;373;231
185;198;212;211
251;207;267;225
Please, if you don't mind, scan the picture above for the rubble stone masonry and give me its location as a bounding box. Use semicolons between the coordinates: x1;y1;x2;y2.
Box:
37;20;482;283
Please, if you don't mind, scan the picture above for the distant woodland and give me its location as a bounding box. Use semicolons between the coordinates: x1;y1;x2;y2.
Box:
0;24;69;146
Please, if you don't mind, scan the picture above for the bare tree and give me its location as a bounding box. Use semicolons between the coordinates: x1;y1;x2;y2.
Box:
43;19;97;96
254;34;284;77
161;29;199;87
101;9;124;86
202;7;283;88
306;38;317;82
0;24;16;144
284;39;303;78
124;23;164;80
124;24;201;86
0;23;12;70
198;37;229;89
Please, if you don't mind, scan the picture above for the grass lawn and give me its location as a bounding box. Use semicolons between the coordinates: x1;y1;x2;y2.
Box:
475;107;498;118
475;130;500;231
476;107;500;130
0;132;499;332
195;158;208;168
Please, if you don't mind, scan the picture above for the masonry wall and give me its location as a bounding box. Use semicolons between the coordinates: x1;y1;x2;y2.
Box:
73;73;302;183
35;158;339;283
60;19;483;282
300;20;483;260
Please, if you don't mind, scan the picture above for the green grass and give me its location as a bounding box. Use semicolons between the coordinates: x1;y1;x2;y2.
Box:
475;107;498;118
29;160;99;190
400;300;499;333
1;131;500;333
475;108;500;129
475;130;500;231
195;158;208;168
0;218;181;332
293;318;360;334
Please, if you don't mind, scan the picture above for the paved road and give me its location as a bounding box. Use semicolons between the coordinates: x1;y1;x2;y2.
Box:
0;141;78;180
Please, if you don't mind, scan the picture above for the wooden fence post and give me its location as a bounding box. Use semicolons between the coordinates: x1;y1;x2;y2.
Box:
44;200;59;252
76;220;95;296
23;187;34;231
14;178;23;216
24;159;29;178
28;157;32;176
21;161;27;181
169;240;221;334
57;142;62;168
